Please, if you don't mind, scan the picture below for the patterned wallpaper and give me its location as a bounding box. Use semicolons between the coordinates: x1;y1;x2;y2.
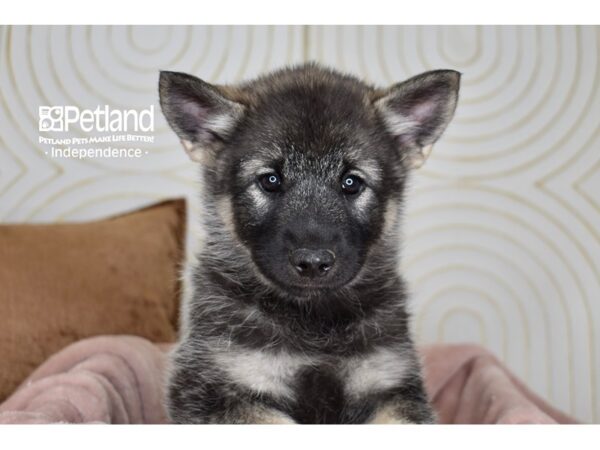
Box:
0;26;598;422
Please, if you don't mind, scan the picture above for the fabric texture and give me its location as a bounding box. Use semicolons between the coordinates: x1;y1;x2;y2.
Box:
0;336;577;424
422;344;578;424
0;200;186;402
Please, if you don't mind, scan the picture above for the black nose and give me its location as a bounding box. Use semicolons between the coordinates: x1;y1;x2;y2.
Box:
289;248;336;278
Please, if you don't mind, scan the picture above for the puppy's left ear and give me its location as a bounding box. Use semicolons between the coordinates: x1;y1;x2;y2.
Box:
374;70;460;169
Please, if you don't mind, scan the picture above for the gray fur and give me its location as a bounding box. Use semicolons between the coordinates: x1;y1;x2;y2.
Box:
159;63;460;424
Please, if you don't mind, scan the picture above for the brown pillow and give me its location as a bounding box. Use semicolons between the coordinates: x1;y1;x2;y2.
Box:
0;199;186;401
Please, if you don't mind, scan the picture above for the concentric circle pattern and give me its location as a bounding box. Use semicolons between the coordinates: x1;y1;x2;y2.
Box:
0;26;598;422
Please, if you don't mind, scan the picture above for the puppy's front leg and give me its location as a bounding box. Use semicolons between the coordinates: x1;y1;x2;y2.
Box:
169;390;296;424
368;405;431;424
215;403;296;424
167;368;296;423
367;390;436;424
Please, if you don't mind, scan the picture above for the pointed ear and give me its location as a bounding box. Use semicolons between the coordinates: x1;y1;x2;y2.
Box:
374;70;460;169
159;71;245;163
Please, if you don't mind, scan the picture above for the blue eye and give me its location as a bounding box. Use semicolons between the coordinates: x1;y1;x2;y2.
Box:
258;172;282;192
341;174;363;195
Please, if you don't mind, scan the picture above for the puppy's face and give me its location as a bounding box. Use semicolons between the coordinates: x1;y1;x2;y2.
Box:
159;65;460;297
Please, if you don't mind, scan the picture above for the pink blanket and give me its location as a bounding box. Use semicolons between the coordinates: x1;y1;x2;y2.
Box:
0;336;576;424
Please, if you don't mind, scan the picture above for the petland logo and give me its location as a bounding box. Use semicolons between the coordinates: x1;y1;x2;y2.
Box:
38;105;155;159
39;105;155;133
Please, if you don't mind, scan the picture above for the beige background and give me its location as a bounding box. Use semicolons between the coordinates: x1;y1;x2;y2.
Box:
0;26;598;422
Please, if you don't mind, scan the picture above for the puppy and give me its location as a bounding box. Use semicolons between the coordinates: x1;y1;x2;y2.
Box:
159;63;460;424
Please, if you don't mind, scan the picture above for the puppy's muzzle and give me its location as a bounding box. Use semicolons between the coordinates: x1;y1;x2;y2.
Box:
289;248;336;278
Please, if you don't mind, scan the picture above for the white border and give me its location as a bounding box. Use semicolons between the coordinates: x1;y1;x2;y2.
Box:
1;424;599;450
2;0;600;25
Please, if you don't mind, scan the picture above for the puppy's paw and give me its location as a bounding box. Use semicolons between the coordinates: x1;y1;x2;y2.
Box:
261;415;296;424
367;406;416;424
250;407;296;424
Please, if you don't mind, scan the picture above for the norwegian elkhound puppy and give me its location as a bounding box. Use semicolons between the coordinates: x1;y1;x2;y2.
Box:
159;63;460;424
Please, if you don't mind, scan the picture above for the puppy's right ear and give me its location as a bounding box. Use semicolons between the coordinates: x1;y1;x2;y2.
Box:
159;71;245;163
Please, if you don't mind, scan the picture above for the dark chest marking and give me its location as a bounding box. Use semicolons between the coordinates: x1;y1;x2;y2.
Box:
286;364;375;424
